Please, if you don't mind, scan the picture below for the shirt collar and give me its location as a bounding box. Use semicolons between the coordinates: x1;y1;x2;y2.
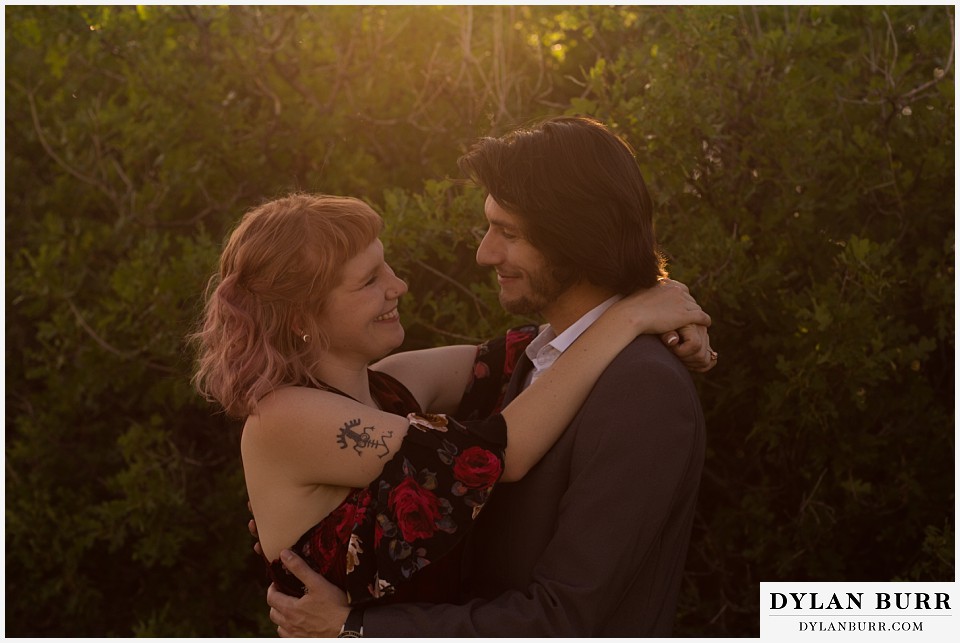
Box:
525;294;623;376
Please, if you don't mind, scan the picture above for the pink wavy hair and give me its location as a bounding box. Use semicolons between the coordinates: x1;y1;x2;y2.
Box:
191;193;382;418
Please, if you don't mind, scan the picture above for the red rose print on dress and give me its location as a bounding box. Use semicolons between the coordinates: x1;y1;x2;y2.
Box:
388;476;443;542
453;446;503;488
503;326;536;378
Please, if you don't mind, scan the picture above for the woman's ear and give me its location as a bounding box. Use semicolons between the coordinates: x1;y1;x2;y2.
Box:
291;314;308;343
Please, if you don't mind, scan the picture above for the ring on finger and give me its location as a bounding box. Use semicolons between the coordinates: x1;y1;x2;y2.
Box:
708;349;718;361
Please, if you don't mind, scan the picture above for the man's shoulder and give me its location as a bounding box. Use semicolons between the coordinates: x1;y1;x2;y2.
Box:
614;334;691;370
595;335;697;395
573;335;704;454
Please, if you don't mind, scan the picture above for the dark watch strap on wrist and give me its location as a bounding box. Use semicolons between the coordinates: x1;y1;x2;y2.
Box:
338;606;365;638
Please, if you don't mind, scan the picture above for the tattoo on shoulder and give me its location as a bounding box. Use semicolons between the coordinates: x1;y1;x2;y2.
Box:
336;418;393;459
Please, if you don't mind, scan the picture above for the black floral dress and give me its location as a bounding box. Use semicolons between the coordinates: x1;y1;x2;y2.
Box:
456;325;539;419
266;326;539;606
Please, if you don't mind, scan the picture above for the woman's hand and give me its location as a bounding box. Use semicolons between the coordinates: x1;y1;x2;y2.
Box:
662;324;718;373
613;278;711;335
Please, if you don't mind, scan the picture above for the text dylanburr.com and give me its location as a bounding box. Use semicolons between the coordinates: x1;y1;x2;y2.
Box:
760;582;957;641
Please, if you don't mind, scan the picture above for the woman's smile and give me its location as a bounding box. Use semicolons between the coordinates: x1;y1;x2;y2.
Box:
375;308;400;322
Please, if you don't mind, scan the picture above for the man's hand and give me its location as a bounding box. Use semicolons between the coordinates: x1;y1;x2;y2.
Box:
661;324;717;373
247;502;263;557
267;550;350;637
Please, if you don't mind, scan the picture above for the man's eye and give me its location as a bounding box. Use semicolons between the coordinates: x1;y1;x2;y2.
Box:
501;229;517;240
365;275;378;286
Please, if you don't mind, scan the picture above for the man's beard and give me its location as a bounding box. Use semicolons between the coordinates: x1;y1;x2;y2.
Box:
499;263;576;316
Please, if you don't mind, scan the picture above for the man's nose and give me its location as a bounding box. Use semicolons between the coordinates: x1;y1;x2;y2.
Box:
476;230;499;267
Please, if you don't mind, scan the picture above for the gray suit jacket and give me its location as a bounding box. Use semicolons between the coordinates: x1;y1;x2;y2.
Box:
365;335;705;636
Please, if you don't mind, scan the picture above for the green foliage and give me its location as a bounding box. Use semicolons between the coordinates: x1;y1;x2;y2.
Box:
6;5;953;637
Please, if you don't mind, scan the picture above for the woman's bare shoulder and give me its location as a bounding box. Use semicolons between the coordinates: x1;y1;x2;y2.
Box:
246;385;341;437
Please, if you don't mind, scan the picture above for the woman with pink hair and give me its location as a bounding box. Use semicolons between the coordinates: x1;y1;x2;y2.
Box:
192;193;709;606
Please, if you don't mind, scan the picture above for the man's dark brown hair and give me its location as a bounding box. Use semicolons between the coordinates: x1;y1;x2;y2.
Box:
458;115;667;293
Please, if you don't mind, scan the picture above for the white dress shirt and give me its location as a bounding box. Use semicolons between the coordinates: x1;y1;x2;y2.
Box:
523;295;623;389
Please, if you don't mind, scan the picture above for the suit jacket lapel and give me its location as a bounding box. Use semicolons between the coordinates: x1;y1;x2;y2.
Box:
503;353;534;405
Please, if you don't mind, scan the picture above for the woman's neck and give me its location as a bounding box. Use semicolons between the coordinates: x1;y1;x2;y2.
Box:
311;360;376;407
